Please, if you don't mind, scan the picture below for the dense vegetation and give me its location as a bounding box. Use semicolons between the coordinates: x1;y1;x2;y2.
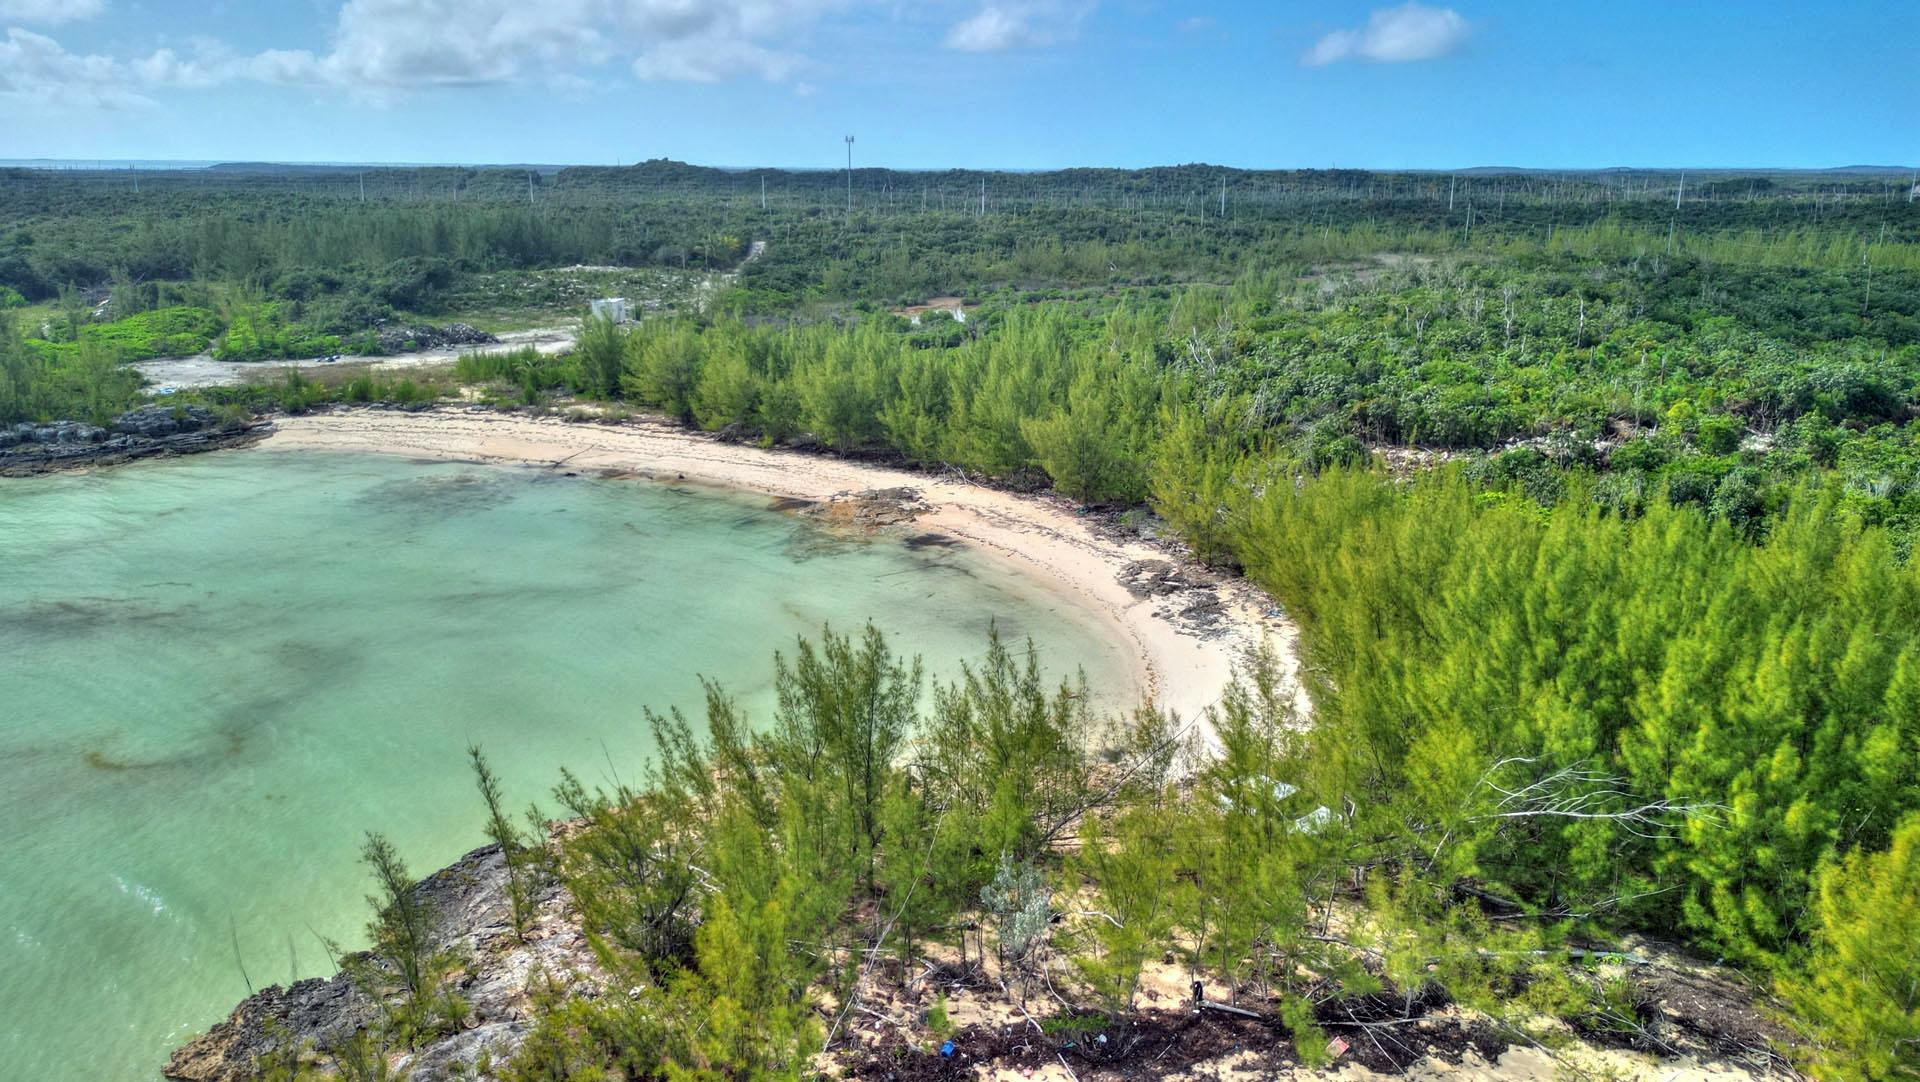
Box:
459;275;1918;1076
7;164;1917;1076
3;161;1916;421
304;624;1914;1081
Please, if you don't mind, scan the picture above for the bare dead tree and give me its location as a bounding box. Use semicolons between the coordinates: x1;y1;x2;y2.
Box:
1466;756;1720;842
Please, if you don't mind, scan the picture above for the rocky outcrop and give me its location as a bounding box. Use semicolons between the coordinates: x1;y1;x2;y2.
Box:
113;405;216;438
163;976;376;1082
165;843;605;1082
7;406;217;450
3;419;108;447
372;323;497;354
0;407;267;476
799;486;931;529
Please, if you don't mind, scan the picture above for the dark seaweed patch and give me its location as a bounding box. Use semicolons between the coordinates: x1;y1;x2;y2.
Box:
355;472;516;518
0;597;198;640
783;529;867;562
79;639;361;772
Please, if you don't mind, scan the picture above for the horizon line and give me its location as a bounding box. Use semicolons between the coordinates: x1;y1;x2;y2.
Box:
4;158;1916;176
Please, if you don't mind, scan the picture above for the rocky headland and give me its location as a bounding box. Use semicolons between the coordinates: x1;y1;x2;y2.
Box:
166;842;603;1082
0;406;268;476
164;835;1795;1082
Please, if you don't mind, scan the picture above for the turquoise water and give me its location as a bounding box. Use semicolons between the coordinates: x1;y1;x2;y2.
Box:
0;450;1130;1082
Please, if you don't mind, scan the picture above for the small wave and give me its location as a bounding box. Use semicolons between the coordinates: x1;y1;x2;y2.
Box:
112;875;171;918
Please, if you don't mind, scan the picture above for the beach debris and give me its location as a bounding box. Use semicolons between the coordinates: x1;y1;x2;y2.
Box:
1117;558;1217;599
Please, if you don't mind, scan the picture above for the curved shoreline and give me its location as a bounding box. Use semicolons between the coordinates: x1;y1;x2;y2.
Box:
259;407;1307;727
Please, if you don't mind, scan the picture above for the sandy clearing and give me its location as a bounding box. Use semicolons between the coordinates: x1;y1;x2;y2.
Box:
132;327;578;390
133;241;766;390
260;408;1306;727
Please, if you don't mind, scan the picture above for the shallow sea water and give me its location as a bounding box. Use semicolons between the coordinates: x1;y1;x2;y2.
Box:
0;450;1130;1081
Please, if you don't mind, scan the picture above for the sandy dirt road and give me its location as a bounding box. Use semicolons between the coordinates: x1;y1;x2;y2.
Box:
131;327;577;390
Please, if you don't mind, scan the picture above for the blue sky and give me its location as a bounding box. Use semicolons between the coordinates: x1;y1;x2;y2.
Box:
2;0;1913;169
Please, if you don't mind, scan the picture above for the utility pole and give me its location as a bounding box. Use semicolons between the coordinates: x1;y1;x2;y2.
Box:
844;135;854;212
1675;171;1685;209
760;175;767;211
979;176;986;216
528;170;535;208
1219;176;1226;218
359;173;365;203
1864;245;1873;317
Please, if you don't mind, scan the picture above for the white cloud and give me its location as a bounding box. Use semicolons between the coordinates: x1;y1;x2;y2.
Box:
946;7;1024;50
0;28;278;108
129;44;241;90
632;37;801;82
5;0;1024;109
250;0;838;91
0;0;105;25
0;27;153;108
1304;3;1468;66
545;71;597;98
945;2;1091;52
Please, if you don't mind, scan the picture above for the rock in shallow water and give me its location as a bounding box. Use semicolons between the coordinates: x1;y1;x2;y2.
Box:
800;486;931;529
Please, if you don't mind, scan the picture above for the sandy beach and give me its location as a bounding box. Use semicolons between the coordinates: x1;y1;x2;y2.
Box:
261;407;1306;728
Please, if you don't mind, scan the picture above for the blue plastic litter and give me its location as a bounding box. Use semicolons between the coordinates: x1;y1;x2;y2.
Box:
940;1040;955;1058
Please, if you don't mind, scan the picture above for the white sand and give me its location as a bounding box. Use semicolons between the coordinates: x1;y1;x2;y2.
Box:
260;408;1307;727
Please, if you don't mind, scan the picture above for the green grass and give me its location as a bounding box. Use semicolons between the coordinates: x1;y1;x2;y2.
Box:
25;305;222;362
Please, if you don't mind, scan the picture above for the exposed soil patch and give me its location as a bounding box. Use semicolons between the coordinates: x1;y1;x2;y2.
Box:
1565;956;1797;1075
836;1010;1289;1081
833;992;1529;1081
894;296;973;323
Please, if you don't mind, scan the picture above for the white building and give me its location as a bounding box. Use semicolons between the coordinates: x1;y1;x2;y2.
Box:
589;297;630;323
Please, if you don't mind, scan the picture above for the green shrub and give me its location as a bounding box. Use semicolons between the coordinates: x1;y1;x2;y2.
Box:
1779;816;1920;1081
